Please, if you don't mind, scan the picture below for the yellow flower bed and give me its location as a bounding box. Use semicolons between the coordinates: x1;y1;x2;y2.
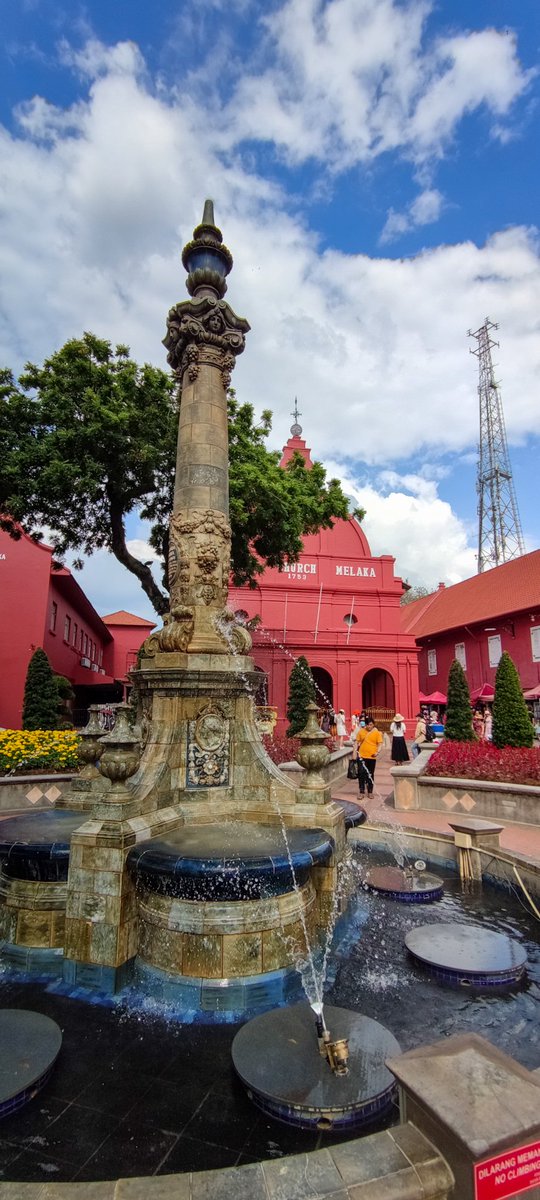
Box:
0;730;80;774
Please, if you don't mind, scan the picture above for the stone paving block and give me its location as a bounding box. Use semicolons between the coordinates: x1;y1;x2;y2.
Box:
262;1148;344;1200
192;1162;267;1200
347;1169;426;1199
0;1187;47;1200
389;1123;439;1164
329;1130;408;1186
115;1175;191;1199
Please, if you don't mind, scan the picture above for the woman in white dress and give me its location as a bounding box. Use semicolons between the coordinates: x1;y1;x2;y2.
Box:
335;709;347;748
390;713;409;765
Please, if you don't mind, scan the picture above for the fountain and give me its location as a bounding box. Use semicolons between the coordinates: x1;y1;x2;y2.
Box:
0;201;346;1013
0;204;536;1178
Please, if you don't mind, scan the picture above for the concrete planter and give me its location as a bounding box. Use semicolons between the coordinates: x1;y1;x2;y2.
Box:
392;748;540;826
0;773;76;813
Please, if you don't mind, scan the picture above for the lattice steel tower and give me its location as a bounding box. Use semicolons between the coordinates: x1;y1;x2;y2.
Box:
469;318;525;573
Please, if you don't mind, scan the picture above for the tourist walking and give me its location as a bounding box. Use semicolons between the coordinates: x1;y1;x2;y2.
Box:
389;713;409;765
412;712;427;757
355;716;383;796
320;708;331;734
335;709;347;747
472;708;485;739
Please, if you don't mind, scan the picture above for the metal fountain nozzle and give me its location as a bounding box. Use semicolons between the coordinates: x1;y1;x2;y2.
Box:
315;1014;349;1077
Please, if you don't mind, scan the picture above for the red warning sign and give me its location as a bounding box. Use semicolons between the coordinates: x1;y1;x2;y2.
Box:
474;1139;540;1199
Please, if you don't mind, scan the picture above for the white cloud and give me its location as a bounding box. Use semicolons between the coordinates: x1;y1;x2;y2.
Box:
0;37;538;465
324;462;477;587
0;14;538;616
226;2;532;168
380;187;443;243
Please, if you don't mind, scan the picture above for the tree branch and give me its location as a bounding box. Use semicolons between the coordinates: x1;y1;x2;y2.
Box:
107;491;169;617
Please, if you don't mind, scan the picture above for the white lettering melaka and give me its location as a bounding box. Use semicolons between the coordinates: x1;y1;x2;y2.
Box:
0;554;5;560
336;564;376;578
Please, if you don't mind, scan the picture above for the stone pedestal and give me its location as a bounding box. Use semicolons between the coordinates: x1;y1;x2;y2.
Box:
388;1033;540;1200
448;817;503;882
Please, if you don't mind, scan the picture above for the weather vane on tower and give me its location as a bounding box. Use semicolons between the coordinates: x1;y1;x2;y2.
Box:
290;397;302;437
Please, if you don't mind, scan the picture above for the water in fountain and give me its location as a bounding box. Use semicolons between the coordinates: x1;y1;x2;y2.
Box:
215;610;355;1021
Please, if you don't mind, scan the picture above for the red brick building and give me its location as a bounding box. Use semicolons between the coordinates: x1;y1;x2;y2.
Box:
401;551;540;703
229;425;420;731
0;528;155;729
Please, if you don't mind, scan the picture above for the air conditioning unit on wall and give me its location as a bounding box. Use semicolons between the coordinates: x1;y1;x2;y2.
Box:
80;656;91;668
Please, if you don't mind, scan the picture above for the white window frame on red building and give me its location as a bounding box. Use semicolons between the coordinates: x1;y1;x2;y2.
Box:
455;642;466;669
427;649;437;676
531;626;540;663
488;634;502;667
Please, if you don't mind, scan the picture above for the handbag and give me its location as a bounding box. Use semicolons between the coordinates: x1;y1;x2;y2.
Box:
347;758;359;780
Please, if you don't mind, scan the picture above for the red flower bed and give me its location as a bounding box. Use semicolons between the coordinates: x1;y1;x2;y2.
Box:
262;734;337;765
425;740;540;786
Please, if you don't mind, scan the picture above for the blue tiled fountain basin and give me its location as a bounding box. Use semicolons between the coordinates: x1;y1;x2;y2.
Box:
0;810;83;881
127;822;334;900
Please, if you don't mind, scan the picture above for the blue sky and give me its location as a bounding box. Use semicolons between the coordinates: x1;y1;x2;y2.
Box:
1;0;539;619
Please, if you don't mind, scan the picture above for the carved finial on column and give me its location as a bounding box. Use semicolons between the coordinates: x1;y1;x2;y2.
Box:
181;199;233;299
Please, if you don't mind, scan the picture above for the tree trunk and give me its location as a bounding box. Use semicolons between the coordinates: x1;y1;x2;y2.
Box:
108;494;169;617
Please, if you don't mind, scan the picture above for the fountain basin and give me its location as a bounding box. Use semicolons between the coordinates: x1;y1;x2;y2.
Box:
0;810;83;968
405;922;528;988
362;865;444;903
335;800;367;830
128;823;334;1014
127;822;334;900
0;1010;62;1117
0;810;83;882
232;1003;400;1130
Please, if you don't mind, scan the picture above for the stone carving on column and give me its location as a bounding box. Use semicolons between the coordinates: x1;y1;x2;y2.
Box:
215;609;253;654
187;703;230;788
169;508;231;613
141;607;195;656
164;299;248;378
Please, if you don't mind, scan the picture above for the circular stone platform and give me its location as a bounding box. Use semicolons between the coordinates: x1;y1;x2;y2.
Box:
127;823;334;901
0;1010;62;1117
363;865;444;903
0;810;83;881
335;800;367;830
232;1003;400;1130
405;923;528;988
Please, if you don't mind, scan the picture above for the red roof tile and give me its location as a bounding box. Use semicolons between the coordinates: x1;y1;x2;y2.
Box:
101;610;156;627
401;550;540;638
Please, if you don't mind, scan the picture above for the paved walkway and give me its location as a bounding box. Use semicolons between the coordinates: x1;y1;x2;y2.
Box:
331;743;540;866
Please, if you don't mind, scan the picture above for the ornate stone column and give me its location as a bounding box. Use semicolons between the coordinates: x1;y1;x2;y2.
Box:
158;199;250;654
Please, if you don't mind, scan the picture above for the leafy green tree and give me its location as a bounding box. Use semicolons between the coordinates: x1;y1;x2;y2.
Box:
492;652;533;748
444;658;475;741
286;656;316;737
400;584;432;606
0;336;359;616
53;674;75;729
22;649;59;731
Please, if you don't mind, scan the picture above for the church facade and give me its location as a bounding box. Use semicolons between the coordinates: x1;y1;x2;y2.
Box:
229;424;420;731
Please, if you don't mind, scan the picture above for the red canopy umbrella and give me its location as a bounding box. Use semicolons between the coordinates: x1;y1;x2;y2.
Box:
424;691;447;704
470;684;495;702
523;685;540;700
418;692;430;703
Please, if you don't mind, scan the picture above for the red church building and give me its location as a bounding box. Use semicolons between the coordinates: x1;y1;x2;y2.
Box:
0;527;155;729
401;550;540;705
229;423;420;730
